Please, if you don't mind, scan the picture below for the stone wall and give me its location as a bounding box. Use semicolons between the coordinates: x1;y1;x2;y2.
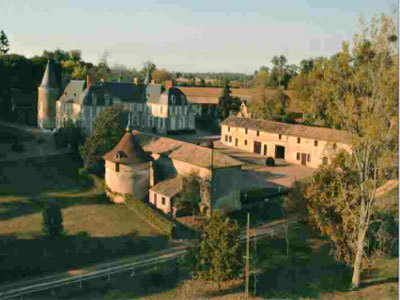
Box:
38;86;59;129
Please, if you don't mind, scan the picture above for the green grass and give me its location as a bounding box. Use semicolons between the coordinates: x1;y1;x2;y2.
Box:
0;154;169;283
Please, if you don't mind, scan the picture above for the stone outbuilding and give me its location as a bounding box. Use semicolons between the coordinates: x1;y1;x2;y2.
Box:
103;124;152;203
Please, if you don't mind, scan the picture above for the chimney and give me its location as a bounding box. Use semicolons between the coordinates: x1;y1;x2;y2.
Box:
133;77;138;85
86;75;91;87
165;80;173;91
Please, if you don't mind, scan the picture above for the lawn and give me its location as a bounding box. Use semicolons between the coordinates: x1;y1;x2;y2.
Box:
0;154;169;283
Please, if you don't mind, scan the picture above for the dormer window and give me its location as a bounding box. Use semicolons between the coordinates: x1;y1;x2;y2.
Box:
171;95;176;104
115;150;125;160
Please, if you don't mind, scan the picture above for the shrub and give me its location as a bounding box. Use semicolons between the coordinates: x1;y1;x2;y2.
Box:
36;137;45;144
42;200;64;239
266;156;275;166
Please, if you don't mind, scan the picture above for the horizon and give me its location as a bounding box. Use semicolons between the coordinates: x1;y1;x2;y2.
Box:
1;0;397;74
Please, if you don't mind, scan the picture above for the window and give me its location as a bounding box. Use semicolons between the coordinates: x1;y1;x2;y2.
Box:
162;197;166;205
307;154;311;162
228;126;230;132
257;131;260;136
314;140;318;147
245;128;248;134
235;138;238;147
229;136;232;143
115;163;120;172
296;153;300;160
225;135;228;142
279;134;282;140
160;106;163;114
244;140;247;146
154;194;157;205
297;137;301;144
322;157;328;165
333;143;337;150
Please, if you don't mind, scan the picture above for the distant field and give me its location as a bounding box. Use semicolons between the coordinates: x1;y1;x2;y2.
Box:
0;154;169;283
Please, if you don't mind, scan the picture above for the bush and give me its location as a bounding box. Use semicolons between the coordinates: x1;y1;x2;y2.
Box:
42;200;64;239
266;156;275;166
36;137;45;144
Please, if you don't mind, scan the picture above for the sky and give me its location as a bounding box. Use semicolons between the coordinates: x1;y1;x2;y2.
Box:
0;0;397;73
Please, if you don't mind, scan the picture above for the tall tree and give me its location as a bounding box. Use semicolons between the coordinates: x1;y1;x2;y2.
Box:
218;79;241;120
42;199;64;239
304;13;398;288
270;55;287;88
195;211;242;291
79;105;125;173
175;173;201;219
0;30;10;54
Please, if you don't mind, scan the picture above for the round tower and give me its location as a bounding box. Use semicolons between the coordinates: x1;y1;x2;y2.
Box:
38;60;59;129
103;119;152;203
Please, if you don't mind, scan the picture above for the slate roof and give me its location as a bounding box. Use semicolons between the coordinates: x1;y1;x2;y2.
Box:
222;116;351;143
40;60;59;89
103;82;146;102
147;87;188;105
103;130;152;164
150;175;183;198
143;136;243;169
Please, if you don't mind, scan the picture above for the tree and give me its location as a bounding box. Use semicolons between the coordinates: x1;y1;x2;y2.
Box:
175;173;201;219
79;105;125;173
42;199;64;239
151;68;171;84
0;30;10;54
218;80;241;120
69;49;82;62
270;55;287;88
199;77;206;87
54;119;85;156
248;87;289;120
195;211;242;291
304;13;398;288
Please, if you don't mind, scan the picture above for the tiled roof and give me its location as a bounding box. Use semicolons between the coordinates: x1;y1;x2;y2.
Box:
222;116;351;143
150;175;183;198
143;136;243;169
40;60;59;89
103;130;152;164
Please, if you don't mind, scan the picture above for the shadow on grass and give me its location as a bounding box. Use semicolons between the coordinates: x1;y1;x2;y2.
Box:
0;231;170;284
251;224;352;299
0;193;109;221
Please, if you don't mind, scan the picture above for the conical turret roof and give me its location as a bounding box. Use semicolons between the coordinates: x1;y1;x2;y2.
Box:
40;60;58;89
103;130;151;164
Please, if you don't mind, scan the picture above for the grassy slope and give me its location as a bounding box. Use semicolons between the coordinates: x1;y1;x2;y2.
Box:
0;154;169;282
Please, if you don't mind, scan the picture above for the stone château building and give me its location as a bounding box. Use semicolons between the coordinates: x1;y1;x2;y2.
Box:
221;116;351;168
37;61;196;135
103;125;243;217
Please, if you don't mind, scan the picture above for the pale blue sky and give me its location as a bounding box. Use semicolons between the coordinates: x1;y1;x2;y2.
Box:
0;0;396;73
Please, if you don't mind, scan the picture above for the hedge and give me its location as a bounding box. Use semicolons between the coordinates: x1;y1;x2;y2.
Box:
124;195;176;239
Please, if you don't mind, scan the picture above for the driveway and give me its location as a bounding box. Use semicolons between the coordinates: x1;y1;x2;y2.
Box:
213;140;316;188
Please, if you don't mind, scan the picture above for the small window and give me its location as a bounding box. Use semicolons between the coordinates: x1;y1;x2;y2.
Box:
244;140;247;146
225;135;228;142
235;138;238;147
228;126;230;132
296;153;300;160
297;138;301;144
257;131;259;136
279;134;282;140
245;128;248;134
154;194;157;204
115;163;120;172
229;136;232;143
322;157;328;165
314;140;318;147
333;143;337;150
162;197;166;205
307;154;311;162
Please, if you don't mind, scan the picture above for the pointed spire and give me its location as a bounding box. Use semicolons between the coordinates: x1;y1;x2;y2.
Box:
126;114;132;132
144;68;151;85
40;60;58;89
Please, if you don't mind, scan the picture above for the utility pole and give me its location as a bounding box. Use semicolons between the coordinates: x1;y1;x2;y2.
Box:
245;213;250;300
